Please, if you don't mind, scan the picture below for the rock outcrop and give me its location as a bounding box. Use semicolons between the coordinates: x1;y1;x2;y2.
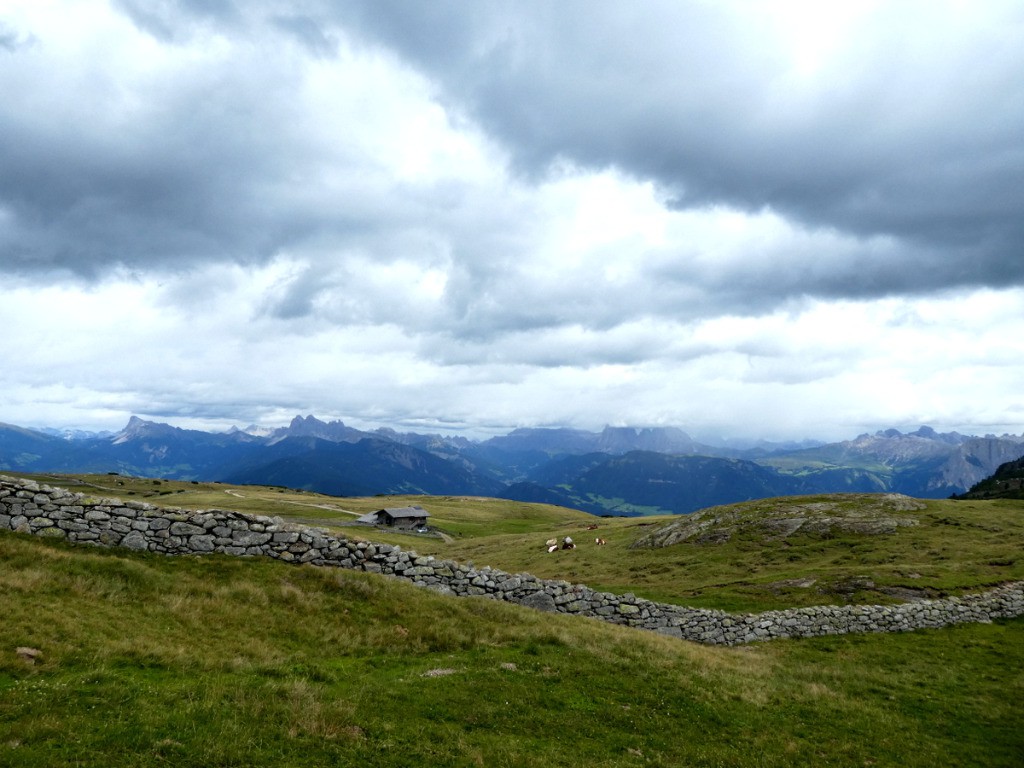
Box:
631;494;927;548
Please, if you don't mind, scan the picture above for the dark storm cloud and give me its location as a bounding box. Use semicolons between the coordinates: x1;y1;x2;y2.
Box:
0;8;396;278
333;0;1024;296
4;0;1022;319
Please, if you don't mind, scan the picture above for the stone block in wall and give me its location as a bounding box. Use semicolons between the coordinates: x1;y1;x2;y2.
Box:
122;531;149;551
232;531;272;547
189;535;216;552
498;577;521;592
170;521;205;536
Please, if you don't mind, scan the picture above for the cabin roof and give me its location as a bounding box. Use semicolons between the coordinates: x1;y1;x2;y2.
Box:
378;506;430;518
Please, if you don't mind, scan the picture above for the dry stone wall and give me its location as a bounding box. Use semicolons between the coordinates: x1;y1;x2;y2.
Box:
2;476;1022;645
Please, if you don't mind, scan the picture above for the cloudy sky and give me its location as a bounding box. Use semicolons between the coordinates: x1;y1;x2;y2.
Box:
2;0;1023;442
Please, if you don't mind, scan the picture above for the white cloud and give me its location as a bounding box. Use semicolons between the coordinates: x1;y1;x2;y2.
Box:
4;251;1022;439
0;1;1022;441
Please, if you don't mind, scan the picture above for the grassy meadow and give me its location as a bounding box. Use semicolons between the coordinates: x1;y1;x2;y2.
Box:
2;530;1023;767
3;473;1023;765
13;473;1024;613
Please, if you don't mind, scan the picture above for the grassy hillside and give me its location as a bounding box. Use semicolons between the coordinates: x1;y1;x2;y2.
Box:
13;475;1024;612
370;492;1024;613
2;532;1022;767
17;473;593;537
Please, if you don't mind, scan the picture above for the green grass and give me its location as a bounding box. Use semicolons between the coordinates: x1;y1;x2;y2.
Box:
390;495;1024;612
2;532;1023;767
14;474;1024;612
17;474;593;536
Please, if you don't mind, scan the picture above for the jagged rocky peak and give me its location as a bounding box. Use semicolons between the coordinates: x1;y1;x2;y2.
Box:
870;426;967;445
111;415;168;444
290;414;330;430
107;417;188;448
268;414;366;443
598;425;696;453
123;414;149;430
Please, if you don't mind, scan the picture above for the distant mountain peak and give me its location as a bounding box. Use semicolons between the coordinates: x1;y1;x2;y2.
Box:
239;423;276;437
111;415;171;444
268;414;365;445
867;426;968;446
290;414;329;428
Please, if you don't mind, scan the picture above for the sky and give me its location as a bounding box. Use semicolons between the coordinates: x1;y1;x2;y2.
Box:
2;0;1023;442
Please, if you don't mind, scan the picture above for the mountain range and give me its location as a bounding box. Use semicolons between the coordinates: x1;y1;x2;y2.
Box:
2;415;1023;515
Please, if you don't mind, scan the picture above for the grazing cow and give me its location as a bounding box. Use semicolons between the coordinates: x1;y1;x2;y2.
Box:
595;537;607;545
562;536;575;550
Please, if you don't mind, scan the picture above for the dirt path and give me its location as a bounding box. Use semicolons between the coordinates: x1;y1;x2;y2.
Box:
228;490;362;517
